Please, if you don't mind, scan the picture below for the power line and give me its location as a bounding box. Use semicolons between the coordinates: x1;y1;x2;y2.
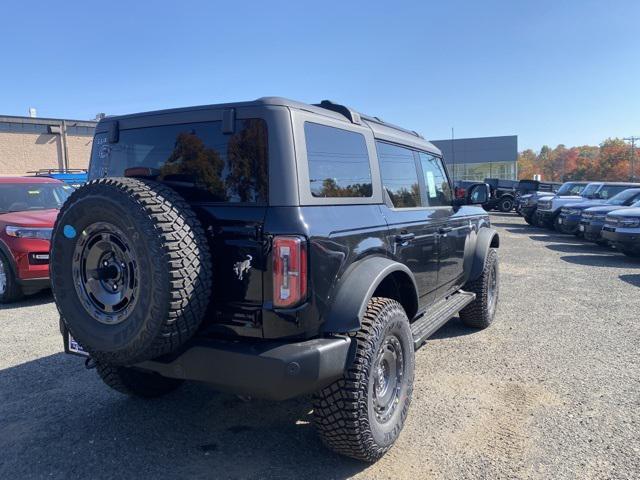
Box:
623;136;639;181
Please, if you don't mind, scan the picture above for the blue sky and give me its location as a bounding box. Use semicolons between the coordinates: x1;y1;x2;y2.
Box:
1;0;638;151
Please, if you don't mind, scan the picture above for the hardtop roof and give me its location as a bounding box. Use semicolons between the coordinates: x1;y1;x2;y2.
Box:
97;97;441;156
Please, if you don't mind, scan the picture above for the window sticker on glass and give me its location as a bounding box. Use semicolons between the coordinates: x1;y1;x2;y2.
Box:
426;171;437;198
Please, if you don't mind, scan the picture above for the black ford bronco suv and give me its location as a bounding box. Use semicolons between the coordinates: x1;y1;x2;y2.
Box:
51;98;499;462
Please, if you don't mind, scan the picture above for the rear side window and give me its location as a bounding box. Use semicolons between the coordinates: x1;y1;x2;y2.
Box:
377;141;422;208
304;122;372;198
418;152;452;206
90;119;268;203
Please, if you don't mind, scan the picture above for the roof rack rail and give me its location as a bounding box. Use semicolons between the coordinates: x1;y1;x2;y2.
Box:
314;100;362;125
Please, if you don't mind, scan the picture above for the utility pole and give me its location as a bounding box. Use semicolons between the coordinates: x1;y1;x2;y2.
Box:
624;136;639;181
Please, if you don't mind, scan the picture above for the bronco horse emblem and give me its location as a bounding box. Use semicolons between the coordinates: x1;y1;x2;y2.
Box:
233;255;253;281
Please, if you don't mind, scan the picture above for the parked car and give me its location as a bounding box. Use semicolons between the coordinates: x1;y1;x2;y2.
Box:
483;178;519;212
581;192;640;244
601;207;640;257
50;97;500;462
556;184;640;234
521;181;591;226
0;177;72;302
514;180;561;215
30;168;88;188
536;181;603;228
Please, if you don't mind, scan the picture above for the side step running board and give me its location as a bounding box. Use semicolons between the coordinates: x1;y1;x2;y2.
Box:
411;290;475;349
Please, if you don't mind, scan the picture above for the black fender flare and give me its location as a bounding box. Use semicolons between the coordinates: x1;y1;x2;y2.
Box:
320;256;418;334
463;227;499;284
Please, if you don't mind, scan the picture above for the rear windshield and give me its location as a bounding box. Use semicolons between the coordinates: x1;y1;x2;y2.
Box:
91;119;268;203
0;183;72;213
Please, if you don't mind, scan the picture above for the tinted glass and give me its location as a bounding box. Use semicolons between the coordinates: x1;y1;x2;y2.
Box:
557;182;587;196
597;185;632;200
377;141;422;208
0;183;72;212
606;188;640;205
304;122;372;198
418;152;452;206
581;183;601;197
91;119;268;203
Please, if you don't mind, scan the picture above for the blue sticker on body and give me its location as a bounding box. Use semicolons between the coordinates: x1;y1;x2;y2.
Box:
63;225;77;239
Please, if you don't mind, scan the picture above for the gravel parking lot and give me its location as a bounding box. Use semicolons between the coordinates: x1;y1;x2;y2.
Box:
0;213;638;480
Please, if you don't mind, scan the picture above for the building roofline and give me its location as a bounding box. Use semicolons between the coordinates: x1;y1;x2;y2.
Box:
0;114;97;127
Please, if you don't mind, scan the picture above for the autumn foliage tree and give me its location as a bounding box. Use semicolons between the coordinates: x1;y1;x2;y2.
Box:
517;138;636;182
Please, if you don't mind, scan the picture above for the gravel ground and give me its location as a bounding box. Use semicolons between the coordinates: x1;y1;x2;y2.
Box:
0;213;638;480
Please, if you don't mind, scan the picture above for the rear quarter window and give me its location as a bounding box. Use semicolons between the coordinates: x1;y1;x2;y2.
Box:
304;122;372;198
90;119;268;203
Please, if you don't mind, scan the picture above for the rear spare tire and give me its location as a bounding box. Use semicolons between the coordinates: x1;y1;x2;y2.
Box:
51;178;212;365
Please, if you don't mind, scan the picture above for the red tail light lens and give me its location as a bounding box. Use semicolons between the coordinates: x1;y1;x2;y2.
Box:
273;236;307;308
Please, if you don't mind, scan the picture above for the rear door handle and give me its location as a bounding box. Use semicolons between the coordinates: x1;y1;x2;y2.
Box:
438;226;453;234
395;233;416;244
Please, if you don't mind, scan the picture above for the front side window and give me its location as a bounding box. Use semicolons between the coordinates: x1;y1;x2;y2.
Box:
304;122;372;198
377;141;422;208
418;152;452;206
91;119;268;203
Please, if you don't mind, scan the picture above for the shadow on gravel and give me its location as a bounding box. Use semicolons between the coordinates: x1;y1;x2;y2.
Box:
0;289;53;310
546;243;609;254
430;316;476;339
528;233;584;244
619;274;640;287
0;353;366;480
559;252;640;268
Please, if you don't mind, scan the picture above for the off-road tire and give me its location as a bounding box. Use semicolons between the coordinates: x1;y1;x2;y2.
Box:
523;213;534;225
51;177;212;365
313;298;415;462
498;196;514;213
0;252;23;303
97;362;184;398
553;214;564;232
459;248;499;329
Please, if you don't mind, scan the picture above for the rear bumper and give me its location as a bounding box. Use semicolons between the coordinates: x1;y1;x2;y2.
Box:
63;324;352;401
129;336;351;401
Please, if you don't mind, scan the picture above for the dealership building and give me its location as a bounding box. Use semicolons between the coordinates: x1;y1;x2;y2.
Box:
0;115;97;175
431;135;518;182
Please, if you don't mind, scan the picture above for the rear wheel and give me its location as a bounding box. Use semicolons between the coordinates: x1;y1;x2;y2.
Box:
460;248;499;329
0;253;23;303
97;363;183;398
313;298;415;462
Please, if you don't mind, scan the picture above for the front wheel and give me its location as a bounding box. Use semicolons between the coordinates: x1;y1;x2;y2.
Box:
498;197;514;212
460;248;499;329
0;252;23;303
313;298;415;462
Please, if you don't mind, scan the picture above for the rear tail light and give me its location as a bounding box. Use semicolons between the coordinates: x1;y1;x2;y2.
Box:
272;236;307;308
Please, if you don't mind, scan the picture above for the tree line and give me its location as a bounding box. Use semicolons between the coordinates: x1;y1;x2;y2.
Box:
518;138;637;182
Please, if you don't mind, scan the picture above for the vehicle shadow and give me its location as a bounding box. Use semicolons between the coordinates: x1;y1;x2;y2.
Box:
430;316;476;339
619;274;640;287
0;289;53;310
559;252;640;268
0;353;366;480
546;243;609;255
